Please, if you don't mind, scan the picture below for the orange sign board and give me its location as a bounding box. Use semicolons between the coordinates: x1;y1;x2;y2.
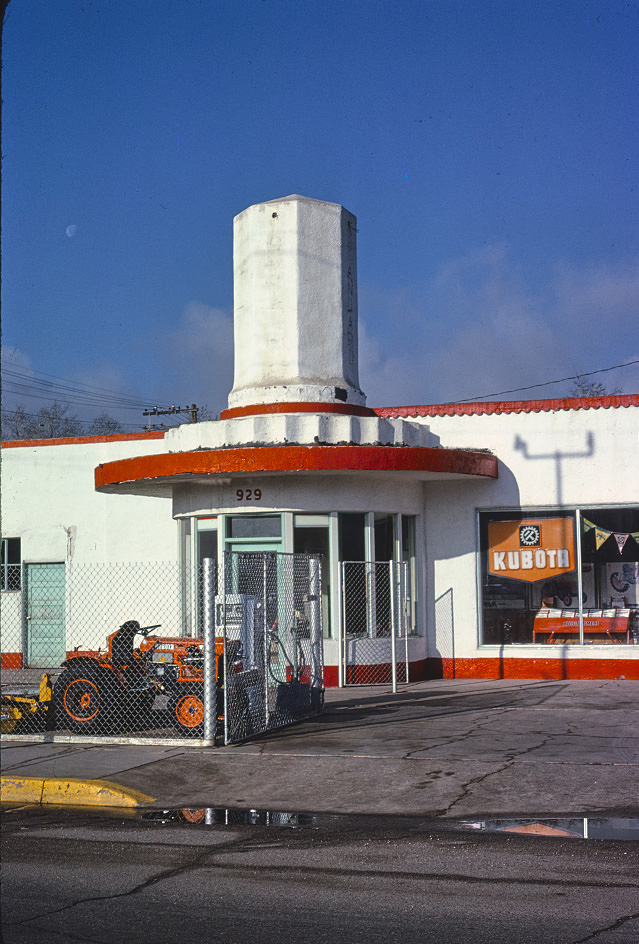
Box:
488;518;575;584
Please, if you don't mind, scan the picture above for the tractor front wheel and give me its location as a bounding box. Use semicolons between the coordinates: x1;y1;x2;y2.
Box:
169;686;205;736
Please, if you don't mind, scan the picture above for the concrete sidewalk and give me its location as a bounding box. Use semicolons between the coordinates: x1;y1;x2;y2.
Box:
2;678;638;817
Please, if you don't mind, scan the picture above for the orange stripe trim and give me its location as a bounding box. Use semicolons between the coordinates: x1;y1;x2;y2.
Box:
376;393;639;418
95;444;498;489
426;656;639;680
1;652;24;670
220;402;375;419
2;431;166;449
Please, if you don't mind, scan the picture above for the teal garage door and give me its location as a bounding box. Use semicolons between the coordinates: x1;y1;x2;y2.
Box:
26;563;66;667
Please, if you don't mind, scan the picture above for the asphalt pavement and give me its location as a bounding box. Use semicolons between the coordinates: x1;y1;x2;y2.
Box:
2;678;638;818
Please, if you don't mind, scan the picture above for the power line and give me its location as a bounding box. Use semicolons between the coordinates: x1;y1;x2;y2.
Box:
1;371;163;409
450;359;639;404
0;405;148;431
143;404;199;423
0;360;172;411
1;382;149;410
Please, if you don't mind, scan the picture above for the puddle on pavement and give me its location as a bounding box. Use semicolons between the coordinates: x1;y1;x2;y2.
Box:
455;817;639;840
141;808;345;828
140;808;639;839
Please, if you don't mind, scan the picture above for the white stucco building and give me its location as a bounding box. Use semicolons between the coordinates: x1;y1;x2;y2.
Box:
2;195;638;681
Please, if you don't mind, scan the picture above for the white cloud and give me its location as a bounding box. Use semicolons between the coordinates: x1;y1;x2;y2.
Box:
161;301;235;414
0;346;35;413
551;259;639;343
359;248;639;406
0;345;143;430
1;303;236;429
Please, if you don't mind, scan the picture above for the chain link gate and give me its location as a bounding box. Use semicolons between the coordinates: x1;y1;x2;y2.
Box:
1;554;324;744
340;561;409;689
215;552;325;744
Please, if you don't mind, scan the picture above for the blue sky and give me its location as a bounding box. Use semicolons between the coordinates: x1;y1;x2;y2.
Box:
2;0;638;429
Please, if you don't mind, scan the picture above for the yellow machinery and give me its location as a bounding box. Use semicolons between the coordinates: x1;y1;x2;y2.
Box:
1;674;52;734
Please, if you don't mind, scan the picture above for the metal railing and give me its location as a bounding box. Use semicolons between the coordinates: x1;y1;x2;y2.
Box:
218;552;324;743
340;560;409;688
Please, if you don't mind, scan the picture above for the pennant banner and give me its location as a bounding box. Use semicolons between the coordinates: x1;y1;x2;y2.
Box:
594;527;611;550
614;533;629;554
583;518;639;553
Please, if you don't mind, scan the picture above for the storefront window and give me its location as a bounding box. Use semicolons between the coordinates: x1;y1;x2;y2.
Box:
197;518;218;568
339;512;419;637
374;513;394;561
196;518;218;634
294;515;331;637
227;515;281;539
339;512;366;561
480;508;639;646
401;516;418;635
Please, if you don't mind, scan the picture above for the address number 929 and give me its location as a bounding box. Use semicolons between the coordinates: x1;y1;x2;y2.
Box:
236;488;262;501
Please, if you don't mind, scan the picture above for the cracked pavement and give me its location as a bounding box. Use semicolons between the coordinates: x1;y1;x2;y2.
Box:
2;804;638;944
2;678;638;817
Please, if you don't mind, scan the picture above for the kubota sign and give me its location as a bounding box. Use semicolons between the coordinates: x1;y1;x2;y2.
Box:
488;518;575;583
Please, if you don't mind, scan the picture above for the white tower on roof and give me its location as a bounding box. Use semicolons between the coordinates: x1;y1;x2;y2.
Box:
227;195;366;411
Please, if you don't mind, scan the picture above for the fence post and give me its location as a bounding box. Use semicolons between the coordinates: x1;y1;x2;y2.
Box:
308;557;322;705
202;557;216;743
263;553;270;726
402;562;409;683
339;563;346;686
367;562;376;638
220;552;228;744
390;561;397;693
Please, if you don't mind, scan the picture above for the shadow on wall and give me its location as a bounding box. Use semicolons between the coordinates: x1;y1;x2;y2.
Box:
513;431;595;506
427;457;521;679
495;642;572;681
433;588;455;677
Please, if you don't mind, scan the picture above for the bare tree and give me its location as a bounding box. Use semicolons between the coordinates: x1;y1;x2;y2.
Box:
1;402;124;440
88;413;124;436
1;405;34;440
35;402;84;438
569;374;623;398
195;403;217;421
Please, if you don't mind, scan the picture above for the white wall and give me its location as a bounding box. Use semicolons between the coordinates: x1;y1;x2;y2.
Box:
4;404;637;667
2;436;180;657
423;404;638;507
0;593;22;655
172;474;425;518
416;404;639;663
2;437;176;564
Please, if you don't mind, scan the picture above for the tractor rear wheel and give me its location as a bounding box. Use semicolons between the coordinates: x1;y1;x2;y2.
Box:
169;686;205;736
53;665;117;735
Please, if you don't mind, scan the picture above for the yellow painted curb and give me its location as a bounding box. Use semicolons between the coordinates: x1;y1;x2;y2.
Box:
1;777;45;804
1;776;155;808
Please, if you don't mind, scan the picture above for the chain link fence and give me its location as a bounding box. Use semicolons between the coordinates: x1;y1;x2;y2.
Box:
217;552;324;743
1;554;324;744
341;561;409;686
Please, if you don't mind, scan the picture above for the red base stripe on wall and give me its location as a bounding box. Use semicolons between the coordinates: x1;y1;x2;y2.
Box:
1;652;24;669
323;657;638;685
323;659;428;686
3;653;635;683
324;665;339;687
425;657;639;681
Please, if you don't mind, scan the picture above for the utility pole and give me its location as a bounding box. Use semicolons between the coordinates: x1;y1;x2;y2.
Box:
143;404;199;429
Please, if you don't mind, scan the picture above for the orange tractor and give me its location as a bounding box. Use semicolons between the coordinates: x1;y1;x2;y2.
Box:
52;620;241;738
